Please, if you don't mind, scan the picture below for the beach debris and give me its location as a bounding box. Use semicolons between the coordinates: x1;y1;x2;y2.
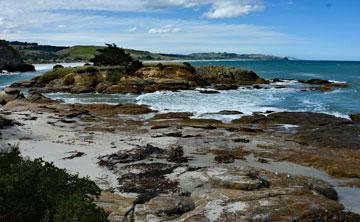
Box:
98;144;164;169
62;151;86;160
167;145;187;163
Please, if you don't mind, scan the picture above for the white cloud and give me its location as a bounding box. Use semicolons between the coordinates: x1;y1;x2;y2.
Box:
204;1;265;19
126;27;138;33
148;25;182;34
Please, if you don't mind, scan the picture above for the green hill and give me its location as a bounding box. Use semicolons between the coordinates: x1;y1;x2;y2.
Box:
5;41;290;63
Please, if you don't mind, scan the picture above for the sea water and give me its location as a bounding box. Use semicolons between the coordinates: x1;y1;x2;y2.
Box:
1;60;359;121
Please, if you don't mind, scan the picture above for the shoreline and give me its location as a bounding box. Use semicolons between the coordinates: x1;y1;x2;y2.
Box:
1;94;360;220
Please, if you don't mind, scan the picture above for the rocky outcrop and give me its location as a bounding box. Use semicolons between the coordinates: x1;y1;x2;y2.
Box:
0;43;35;72
11;64;268;94
299;79;349;91
0;88;25;105
196;66;269;89
350;113;360;123
232;112;360;150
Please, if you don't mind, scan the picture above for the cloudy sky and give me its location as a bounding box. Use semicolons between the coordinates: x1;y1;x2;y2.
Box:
0;0;359;60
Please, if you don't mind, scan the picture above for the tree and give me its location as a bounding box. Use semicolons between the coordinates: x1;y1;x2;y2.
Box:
0;146;109;222
90;43;143;74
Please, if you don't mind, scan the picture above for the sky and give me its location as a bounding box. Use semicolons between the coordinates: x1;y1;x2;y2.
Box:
0;0;359;60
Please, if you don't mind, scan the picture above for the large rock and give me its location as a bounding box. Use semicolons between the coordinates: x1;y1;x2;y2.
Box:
0;88;25;105
145;195;195;217
0;43;35;72
10;64;267;94
350;113;360;123
196;66;268;86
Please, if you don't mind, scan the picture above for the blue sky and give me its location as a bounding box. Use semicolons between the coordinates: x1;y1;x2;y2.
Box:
0;0;359;60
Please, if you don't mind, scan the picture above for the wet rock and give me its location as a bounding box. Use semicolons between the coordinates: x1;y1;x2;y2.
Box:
209;110;243;115
309;179;338;200
167;145;187;163
350;113;360;123
232;138;250;143
273;78;283;83
232;113;266;124
146;195;195;217
214;84;238;90
199;90;220;94
152;112;192;120
0;88;25;105
299;79;331;85
299;79;349;91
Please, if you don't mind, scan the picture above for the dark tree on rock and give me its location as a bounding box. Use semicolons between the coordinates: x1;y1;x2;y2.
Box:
90;43;143;74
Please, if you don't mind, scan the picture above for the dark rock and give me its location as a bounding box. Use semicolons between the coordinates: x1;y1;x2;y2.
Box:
53;64;64;70
273;78;283;83
65;110;90;118
0;115;14;129
152;112;192;120
62;151;86;160
350;113;360;123
199;90;220;94
151;125;171;130
232;138;250;143
257;158;269;163
210;110;243;115
253;85;263;89
203;125;217;130
309;180;338;200
299;79;331;85
214;84;238;90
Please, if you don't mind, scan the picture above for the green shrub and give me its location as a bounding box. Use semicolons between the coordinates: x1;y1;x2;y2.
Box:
106;68;126;84
75;66;99;74
90;43;143;75
0;146;109;222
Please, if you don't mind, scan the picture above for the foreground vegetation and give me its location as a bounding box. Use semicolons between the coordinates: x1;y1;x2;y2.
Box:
0;146;108;222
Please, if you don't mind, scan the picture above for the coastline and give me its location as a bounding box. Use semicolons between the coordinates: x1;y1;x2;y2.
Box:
1;61;360;221
1;93;360;220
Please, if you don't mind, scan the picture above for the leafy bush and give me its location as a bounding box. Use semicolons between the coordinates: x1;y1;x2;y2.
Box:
0;146;109;222
90;43;143;75
106;68;126;84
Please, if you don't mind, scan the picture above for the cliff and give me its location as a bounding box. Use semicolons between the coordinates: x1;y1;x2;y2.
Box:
0;41;35;72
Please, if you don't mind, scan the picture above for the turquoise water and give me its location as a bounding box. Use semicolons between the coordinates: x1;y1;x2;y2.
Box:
0;61;359;120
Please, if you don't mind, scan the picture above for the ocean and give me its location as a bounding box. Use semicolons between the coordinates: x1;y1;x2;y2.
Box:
1;60;359;121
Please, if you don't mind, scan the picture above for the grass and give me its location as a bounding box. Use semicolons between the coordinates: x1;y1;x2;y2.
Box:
56;46;104;61
36;66;100;85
